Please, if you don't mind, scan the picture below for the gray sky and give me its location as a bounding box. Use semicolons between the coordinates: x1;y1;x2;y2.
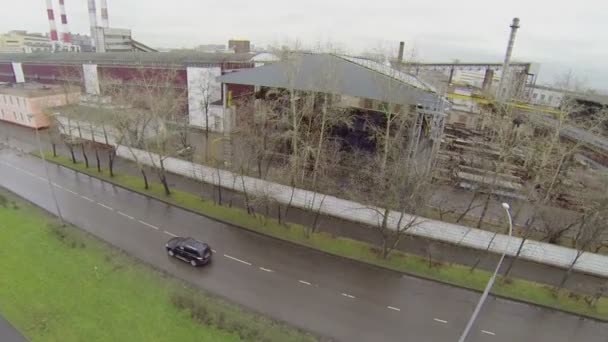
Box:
3;0;607;90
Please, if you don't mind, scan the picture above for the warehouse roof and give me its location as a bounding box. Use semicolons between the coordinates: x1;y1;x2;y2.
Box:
218;53;446;109
0;51;254;66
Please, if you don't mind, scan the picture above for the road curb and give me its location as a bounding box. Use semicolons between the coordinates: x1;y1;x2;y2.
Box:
38;155;608;323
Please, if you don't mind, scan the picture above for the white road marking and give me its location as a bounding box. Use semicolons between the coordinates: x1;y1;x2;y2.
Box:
259;267;273;273
433;318;448;324
341;293;356;299
138;220;159;230
223;254;252;266
65;189;78;195
52;183;64;190
298;280;312;286
387;306;401;312
117;211;134;220
481;330;496;336
97;203;113;211
80;195;95;202
164;231;178;237
211;249;217;253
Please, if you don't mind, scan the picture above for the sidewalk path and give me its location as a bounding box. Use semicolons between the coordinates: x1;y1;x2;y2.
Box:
118;145;608;278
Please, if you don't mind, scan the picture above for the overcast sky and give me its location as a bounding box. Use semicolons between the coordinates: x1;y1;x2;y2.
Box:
3;0;607;90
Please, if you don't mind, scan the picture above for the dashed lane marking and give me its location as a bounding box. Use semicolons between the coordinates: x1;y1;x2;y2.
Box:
52;183;64;190
211;249;217;253
481;330;496;336
387;306;401;312
298;280;312;286
138;220;159;230
259;267;274;273
117;211;135;220
223;254;252;266
65;189;78;195
433;318;448;324
80;195;95;202
97;203;114;211
164;231;178;237
341;293;356;299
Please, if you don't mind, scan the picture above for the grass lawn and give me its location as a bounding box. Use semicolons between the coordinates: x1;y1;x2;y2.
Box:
0;188;316;342
41;154;608;321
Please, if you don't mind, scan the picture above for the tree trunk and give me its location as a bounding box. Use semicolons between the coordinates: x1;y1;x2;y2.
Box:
544;152;567;203
141;169;149;190
108;149;115;177
68;145;76;164
94;148;101;172
476;193;491;228
470;231;498;272
380;208;390;259
81;144;89;168
311;194;327;235
456;192;480;223
159;159;171;196
51;143;57;157
277;204;282;225
215;167;223;205
284;178;297;219
240;175;252;215
559;251;584;289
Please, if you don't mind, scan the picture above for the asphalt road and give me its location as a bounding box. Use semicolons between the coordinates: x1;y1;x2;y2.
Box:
0;316;27;342
0;149;606;342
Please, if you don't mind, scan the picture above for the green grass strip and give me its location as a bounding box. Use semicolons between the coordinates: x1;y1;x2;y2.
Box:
40;153;608;320
0;188;316;342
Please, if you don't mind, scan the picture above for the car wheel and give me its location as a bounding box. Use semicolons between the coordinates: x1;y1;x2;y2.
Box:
168;249;174;257
190;260;197;267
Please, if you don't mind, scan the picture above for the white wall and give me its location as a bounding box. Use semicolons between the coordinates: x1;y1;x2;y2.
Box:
527;87;563;108
187;67;223;131
11;62;24;83
83;64;100;95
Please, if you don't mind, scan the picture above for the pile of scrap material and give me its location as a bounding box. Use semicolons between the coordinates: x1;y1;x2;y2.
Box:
435;123;526;200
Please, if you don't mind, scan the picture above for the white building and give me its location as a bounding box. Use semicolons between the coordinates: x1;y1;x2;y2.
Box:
525;85;564;108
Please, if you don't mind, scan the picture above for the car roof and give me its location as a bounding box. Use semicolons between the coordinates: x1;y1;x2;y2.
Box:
181;237;209;251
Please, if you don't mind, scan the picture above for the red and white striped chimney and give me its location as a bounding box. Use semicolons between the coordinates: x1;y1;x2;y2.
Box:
46;0;59;41
58;0;71;43
100;0;109;28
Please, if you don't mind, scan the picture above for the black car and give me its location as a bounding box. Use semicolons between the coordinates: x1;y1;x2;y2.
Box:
165;237;212;267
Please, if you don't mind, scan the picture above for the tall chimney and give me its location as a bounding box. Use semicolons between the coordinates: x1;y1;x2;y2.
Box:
100;0;109;28
87;0;98;48
58;0;71;43
497;17;521;101
398;41;405;63
46;0;59;41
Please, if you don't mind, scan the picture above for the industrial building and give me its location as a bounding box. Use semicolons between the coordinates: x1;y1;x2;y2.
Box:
0;51;257;131
0;31;54;53
0;82;80;129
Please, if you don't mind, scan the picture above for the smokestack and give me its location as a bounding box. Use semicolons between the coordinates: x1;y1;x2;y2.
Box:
58;0;71;43
87;0;98;48
497;17;521;101
100;0;109;28
46;0;59;41
397;41;405;63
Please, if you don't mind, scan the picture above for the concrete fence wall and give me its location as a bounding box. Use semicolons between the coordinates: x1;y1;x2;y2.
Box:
113;145;608;278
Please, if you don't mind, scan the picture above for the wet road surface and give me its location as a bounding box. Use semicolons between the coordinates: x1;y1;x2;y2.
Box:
0;316;27;342
0;149;606;342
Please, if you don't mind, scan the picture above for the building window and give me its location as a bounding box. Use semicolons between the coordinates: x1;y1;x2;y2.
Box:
532;93;538;99
13;111;17;120
540;94;546;101
20;113;24;122
548;96;553;102
9;96;13;105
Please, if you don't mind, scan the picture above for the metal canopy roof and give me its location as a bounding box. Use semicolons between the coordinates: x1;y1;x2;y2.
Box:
217;53;445;108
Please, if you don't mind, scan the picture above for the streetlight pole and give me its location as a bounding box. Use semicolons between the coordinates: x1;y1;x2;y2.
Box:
31;116;64;226
458;202;513;342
